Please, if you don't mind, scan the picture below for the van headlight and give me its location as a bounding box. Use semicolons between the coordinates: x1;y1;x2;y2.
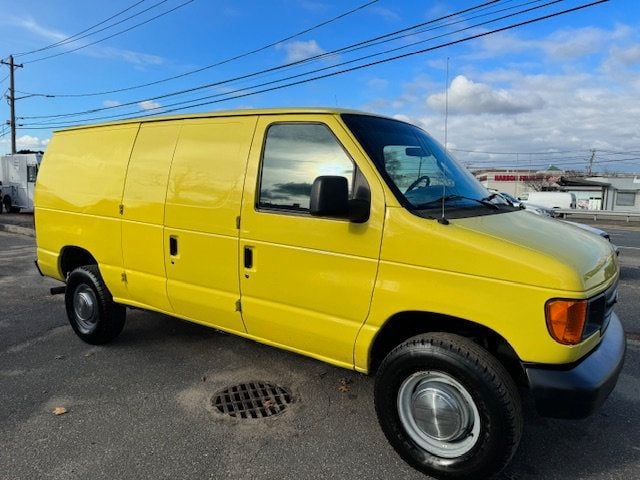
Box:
545;299;587;345
545;283;618;345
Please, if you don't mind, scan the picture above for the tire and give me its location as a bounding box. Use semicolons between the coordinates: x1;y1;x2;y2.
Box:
9;207;20;213
374;333;522;480
65;265;126;344
3;196;11;213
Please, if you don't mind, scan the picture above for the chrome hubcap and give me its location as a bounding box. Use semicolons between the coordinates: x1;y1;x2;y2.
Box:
73;285;98;334
398;371;480;458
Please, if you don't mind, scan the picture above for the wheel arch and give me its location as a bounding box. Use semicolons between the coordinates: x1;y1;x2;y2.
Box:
368;311;526;385
59;246;98;278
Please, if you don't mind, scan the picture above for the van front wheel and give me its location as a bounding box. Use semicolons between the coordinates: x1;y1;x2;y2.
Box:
65;265;126;344
374;333;522;480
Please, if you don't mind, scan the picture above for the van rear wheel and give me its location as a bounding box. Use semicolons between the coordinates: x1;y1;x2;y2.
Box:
65;265;126;344
374;333;522;480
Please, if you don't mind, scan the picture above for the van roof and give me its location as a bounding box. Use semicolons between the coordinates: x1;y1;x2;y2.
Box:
54;107;390;133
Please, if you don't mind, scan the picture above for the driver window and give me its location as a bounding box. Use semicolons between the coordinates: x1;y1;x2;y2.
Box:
259;123;357;212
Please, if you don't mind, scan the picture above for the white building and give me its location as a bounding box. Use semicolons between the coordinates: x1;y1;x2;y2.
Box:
474;167;563;198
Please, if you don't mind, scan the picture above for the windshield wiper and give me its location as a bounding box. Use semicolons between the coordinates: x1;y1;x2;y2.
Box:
413;194;499;210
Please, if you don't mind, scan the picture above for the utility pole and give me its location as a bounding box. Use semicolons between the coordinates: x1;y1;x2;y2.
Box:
1;55;24;154
587;149;596;176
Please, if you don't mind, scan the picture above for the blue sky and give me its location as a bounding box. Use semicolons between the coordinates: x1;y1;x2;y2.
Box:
1;0;639;173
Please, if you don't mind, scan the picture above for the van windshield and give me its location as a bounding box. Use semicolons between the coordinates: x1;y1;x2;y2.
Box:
342;114;513;218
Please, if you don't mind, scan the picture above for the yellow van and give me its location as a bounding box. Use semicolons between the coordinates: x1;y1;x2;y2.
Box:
34;108;625;479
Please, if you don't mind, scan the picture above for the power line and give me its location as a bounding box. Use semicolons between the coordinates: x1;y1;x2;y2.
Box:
23;0;195;64
16;0;495;101
597;149;640;156
22;1;610;130
13;0;150;57
469;156;640;168
20;0;562;123
450;147;587;155
16;0;382;98
23;1;606;128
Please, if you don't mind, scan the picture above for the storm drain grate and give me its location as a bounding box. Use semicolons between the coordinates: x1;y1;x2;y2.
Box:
212;382;293;419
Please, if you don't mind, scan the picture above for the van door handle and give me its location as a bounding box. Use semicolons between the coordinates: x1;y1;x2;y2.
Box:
244;246;253;269
169;236;178;256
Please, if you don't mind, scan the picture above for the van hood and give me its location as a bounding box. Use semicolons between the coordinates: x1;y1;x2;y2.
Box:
454;210;618;292
382;208;618;293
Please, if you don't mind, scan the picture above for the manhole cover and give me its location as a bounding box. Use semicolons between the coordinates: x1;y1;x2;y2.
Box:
212;382;293;419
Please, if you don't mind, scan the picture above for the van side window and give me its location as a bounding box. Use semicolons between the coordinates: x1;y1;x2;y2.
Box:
259;123;355;212
27;165;38;183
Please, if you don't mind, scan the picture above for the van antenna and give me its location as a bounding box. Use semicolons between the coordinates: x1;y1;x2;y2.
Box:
439;57;450;226
444;56;450;154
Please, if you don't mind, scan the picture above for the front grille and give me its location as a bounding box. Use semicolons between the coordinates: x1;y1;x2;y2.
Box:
584;281;618;338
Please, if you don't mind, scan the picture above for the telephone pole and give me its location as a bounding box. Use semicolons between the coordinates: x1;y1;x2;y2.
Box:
587;149;596;176
1;55;24;154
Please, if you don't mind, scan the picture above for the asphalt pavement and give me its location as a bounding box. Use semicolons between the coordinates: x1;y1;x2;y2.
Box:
1;224;639;480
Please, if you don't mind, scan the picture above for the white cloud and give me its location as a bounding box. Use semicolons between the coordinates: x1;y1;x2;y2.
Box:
366;78;389;90
279;40;325;63
368;6;400;21
103;100;121;107
361;23;640;173
298;1;328;13
471;27;626;61
607;44;640;66
139;100;161;111
542;27;609;60
398;70;640;171
6;16;165;67
97;47;164;66
1;135;50;151
427;75;545;115
10;17;66;43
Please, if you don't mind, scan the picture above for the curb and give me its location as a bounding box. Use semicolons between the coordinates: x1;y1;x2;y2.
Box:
0;223;35;237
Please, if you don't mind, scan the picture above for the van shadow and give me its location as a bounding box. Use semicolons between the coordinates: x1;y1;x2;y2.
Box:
115;308;224;347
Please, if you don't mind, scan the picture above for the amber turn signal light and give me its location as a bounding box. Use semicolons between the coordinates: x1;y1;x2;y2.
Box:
545;299;588;345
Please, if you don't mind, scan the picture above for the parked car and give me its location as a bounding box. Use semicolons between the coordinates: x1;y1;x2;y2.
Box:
563;221;620;255
522;201;556;217
492;191;555;217
35;109;624;479
526;191;577;209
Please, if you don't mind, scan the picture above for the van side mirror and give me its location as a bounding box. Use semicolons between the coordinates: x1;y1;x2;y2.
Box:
310;176;349;218
309;176;370;223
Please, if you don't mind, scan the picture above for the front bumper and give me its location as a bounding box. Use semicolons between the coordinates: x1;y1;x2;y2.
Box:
524;312;626;419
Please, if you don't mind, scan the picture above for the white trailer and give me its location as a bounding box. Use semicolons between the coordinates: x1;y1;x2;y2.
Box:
0;153;42;213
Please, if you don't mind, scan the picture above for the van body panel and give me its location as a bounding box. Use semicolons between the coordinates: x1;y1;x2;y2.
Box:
121;123;180;312
34;209;128;298
355;251;602;370
454;210;617;291
163;117;258;333
35;124;138;296
352;206;615;369
36;125;139;216
238;114;386;365
379;206;616;292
